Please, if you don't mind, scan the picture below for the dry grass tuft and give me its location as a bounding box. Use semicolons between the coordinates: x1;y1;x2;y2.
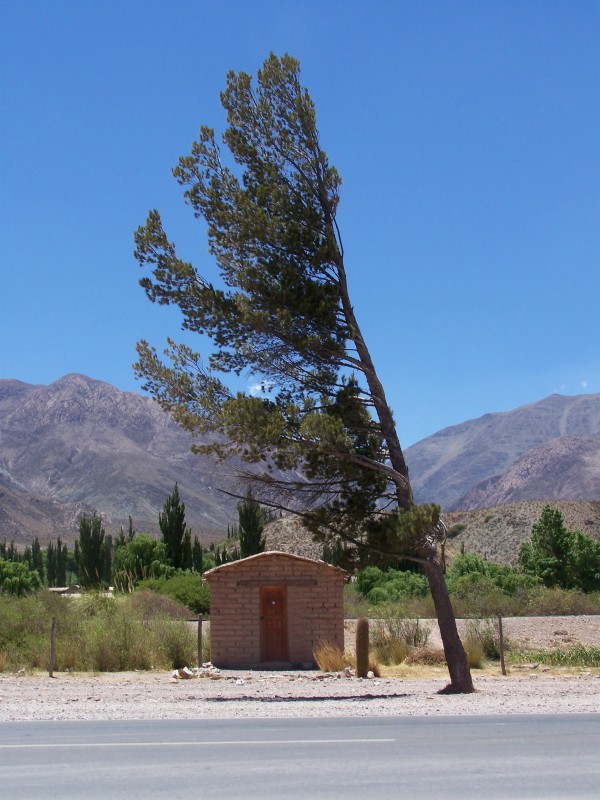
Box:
313;641;347;672
368;654;382;677
404;646;446;666
463;635;485;668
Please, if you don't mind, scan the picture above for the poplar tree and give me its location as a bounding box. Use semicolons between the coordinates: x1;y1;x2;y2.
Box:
134;53;473;691
238;488;266;558
56;536;68;587
159;483;188;569
46;541;57;587
76;514;107;588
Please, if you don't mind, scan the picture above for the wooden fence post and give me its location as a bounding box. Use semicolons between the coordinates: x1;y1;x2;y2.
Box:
197;614;203;667
498;614;506;676
49;615;56;678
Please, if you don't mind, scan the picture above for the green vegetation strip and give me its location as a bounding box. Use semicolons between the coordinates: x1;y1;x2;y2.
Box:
507;646;600;667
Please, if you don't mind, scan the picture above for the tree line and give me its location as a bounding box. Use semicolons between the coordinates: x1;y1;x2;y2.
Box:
0;483;272;595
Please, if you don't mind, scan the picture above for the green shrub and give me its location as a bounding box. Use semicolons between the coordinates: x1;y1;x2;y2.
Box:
357;566;429;605
0;559;42;596
138;571;210;614
356;566;384;596
367;586;390;605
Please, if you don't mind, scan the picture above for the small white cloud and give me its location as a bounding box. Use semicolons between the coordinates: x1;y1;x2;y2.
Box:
582;380;588;389
248;380;273;397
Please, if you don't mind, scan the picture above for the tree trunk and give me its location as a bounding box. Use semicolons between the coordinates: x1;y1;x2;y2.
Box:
422;553;474;693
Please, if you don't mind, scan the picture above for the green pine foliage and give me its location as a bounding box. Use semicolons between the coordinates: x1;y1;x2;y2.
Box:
192;535;203;573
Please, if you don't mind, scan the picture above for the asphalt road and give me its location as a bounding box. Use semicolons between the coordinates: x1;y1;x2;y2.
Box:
1;715;598;799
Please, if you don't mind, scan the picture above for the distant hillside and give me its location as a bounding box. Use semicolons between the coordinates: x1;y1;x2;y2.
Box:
445;499;600;566
0;374;244;544
406;393;600;509
263;501;600;567
453;436;600;510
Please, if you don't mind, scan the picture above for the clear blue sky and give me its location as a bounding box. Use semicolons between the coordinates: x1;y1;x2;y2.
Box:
1;1;598;446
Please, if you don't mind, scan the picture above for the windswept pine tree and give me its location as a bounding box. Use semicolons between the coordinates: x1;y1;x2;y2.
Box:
134;53;473;691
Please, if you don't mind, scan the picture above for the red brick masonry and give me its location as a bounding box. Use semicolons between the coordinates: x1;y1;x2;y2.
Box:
204;552;347;668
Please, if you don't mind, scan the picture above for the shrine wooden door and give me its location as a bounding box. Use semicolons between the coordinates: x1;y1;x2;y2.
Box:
260;586;288;661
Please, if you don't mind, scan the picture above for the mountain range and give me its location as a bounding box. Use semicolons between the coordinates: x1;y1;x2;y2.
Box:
0;374;242;544
1;374;599;546
406;392;600;509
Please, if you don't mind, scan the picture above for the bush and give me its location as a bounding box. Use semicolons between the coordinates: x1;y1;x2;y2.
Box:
357;566;429;606
367;586;390;605
356;566;384;596
0;559;42;596
138;571;210;614
371;616;431;665
462;634;484;668
462;618;507;665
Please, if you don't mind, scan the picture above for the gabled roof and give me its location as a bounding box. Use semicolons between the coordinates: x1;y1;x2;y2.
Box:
203;550;348;579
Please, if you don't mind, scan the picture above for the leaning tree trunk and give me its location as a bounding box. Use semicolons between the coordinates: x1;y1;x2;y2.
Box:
421;550;474;693
333;243;474;693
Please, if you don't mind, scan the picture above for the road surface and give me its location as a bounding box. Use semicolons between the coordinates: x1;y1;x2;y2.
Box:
1;714;598;799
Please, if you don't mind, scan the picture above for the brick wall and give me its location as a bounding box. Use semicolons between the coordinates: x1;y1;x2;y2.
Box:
204;552;346;668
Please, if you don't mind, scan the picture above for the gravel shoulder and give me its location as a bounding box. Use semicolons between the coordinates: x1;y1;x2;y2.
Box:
2;616;600;722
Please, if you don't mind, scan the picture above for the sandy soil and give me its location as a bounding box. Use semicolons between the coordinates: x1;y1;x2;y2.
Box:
1;616;599;722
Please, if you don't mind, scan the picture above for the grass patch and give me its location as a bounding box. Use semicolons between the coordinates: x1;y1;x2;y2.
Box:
0;590;197;672
507;646;600;668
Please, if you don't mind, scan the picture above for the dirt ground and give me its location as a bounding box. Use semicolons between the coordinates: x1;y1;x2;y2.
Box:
1;616;600;722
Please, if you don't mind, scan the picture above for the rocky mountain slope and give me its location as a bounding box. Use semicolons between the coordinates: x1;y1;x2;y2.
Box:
406;393;600;509
453;436;600;510
2;374;600;547
264;500;600;567
0;374;242;543
444;499;600;566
